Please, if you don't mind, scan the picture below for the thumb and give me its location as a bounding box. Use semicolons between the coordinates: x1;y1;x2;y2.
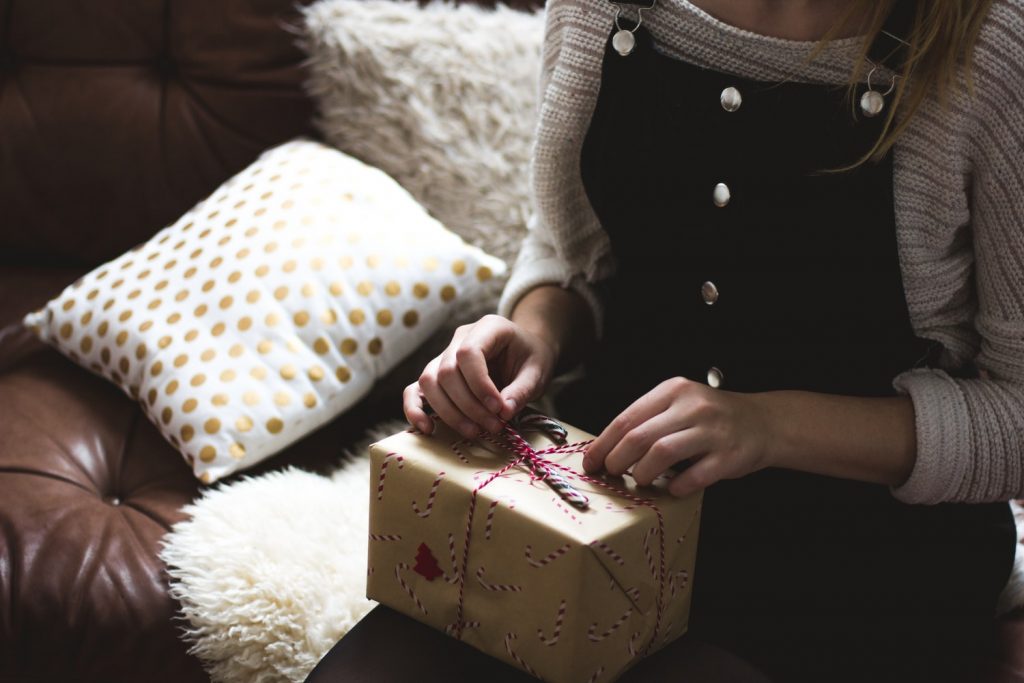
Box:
498;360;544;421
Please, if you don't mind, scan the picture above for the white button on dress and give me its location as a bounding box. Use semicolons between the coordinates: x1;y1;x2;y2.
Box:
720;86;742;112
707;366;724;389
701;281;719;305
713;182;731;208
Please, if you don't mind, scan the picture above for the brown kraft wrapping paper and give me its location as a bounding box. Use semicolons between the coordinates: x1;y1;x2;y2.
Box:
366;417;703;683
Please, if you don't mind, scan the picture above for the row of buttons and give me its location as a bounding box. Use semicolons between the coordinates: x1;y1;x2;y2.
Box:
702;86;741;390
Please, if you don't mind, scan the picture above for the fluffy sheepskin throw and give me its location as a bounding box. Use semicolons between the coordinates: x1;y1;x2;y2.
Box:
300;0;544;292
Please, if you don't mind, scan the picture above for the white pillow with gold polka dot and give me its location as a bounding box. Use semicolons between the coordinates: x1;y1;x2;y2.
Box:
23;138;506;483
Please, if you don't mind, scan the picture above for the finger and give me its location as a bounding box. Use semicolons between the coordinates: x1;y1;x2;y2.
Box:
603;409;685;477
419;362;479;439
584;379;682;472
668;454;723;498
438;353;504;434
631;426;710;486
402;382;433;435
455;329;507;415
497;358;544;421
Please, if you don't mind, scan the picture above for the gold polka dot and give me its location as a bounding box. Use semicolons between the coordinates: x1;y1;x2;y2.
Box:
200;348;216;362
117;310;132;323
211;322;226;337
127;290;141;301
212;393;229;406
283;260;297;273
147;388;158;405
237;316;252;332
356;281;373;296
264;242;278;254
402;310;419;327
311;257;324;271
202;280;215;293
274;286;288;301
274;391;291;406
293;311;310;327
100;348;111;364
204;418;221;434
376;310;393;326
236;416;253;432
243;391;260;406
368;337;383;355
366;254;380;268
236;248;250;260
229;442;246;460
257;340;272;354
174;353;188;368
155;279;169;291
313;338;330;354
303;393;317;408
301;283;314;298
199;445;216;463
348;309;365;325
219;295;233;310
134;343;147;360
147;298;162;310
267;418;284;434
87;289;100;300
185;329;199;342
340;338;358;355
265;312;280;327
280;364;297;380
452;260;466;275
384;281;401;296
183;398;198;412
119;357;130;374
115;331;128;346
424;257;439;271
286;338;302;353
194;304;208;317
111;279;124;289
220;369;236;382
336;366;351;383
246;290;260;304
174;289;189;302
250;366;268;380
255;265;270;278
79;336;93;353
190;374;206;387
412;283;429;299
476;265;494;281
273;220;286;230
150;360;164;376
166;379;180;395
165;313;180;325
158;335;172;349
184;266;197;279
308;365;325;381
320;309;338;325
229;344;244;358
227;271;242;283
103;299;115;311
59;323;73;339
181;425;195;442
161;407;173;424
329;282;343;296
440;285;456;302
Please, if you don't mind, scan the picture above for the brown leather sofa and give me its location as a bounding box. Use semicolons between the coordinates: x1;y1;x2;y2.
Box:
0;1;1021;682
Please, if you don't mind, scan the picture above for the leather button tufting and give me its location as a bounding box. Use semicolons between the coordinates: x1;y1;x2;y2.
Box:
106;496;122;506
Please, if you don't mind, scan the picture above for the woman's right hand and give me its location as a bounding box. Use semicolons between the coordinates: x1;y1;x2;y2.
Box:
403;314;558;439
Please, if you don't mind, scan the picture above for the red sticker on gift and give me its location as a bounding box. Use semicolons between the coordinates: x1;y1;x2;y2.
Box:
413;542;444;581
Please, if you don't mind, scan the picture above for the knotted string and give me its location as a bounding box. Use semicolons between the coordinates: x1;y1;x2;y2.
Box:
434;412;668;657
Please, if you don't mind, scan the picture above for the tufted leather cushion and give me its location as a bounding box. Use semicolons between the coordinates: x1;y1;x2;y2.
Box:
0;0;315;267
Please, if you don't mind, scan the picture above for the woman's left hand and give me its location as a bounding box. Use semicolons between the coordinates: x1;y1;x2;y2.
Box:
582;376;775;497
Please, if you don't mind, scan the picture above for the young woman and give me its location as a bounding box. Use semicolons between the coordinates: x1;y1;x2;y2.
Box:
404;1;1023;679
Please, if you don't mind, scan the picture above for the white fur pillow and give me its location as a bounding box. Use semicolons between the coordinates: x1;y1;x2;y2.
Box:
24;139;504;483
301;0;544;282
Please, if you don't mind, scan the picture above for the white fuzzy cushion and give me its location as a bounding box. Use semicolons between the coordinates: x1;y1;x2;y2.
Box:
301;0;544;275
24;140;504;483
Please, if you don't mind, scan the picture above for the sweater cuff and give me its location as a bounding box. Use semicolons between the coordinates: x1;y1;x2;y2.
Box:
496;255;604;342
890;368;972;504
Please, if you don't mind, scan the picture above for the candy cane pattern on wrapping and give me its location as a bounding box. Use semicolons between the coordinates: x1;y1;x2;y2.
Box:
444;533;461;584
627;630;641;657
536;599;567;646
641;527;659;580
475;566;523;592
551;496;582;525
586;666;606;683
504;632;539;678
669;569;689;598
376;453;404;501
588;607;633;642
484;497;515;540
369;533;403;542
411;471;445;518
524;542;571;568
589;540;625;566
394;562;428;615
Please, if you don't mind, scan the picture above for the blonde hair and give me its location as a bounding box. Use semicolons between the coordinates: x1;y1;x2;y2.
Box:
823;0;995;164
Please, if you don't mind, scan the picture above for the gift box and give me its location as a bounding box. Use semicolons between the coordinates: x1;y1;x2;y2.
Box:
366;413;703;683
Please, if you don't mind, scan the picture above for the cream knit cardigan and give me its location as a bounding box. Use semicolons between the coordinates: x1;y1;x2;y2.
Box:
496;0;1024;505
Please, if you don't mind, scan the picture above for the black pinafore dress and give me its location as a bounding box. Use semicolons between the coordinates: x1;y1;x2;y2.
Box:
554;7;1017;681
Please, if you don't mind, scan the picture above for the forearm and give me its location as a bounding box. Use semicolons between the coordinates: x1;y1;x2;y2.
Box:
508;284;597;375
754;390;917;487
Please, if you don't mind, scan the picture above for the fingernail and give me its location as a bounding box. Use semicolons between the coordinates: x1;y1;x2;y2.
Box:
460;421;478;438
505;397;517;411
485;397;500;413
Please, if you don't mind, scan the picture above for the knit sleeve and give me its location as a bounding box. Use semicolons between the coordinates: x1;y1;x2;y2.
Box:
496;0;617;340
891;2;1024;504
